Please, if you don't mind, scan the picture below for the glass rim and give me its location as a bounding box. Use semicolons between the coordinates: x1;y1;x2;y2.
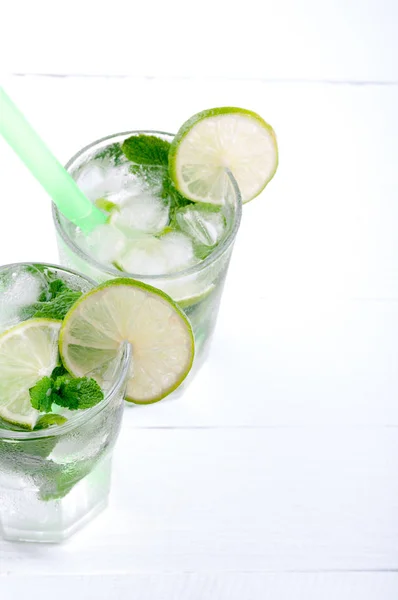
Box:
0;262;131;441
52;130;243;282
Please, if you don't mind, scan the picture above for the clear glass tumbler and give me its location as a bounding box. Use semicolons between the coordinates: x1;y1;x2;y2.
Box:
0;263;131;543
52;131;242;367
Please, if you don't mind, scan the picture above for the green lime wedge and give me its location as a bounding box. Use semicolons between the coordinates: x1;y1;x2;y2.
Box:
59;279;195;404
94;197;120;214
0;318;61;429
169;106;278;204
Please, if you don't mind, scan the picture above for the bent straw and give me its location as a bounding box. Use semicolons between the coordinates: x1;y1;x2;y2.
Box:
0;87;106;232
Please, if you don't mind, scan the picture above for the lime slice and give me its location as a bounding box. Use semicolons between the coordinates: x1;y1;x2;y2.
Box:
0;319;61;429
59;279;194;404
169;107;278;204
163;281;215;309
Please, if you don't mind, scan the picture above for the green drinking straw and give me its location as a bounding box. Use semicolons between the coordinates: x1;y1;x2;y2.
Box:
0;86;106;232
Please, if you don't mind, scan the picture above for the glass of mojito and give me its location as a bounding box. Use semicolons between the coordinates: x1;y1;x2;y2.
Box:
0;263;131;543
52;107;278;388
53;131;242;372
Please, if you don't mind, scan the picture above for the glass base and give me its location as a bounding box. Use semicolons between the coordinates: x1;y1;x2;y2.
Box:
0;457;111;543
1;498;108;544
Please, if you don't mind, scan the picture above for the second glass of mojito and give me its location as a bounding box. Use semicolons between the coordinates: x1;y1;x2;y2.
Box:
53;131;242;372
0;263;131;542
0;261;194;541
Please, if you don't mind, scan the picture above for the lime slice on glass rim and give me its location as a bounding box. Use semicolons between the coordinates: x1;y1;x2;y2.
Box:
59;279;194;405
0;318;61;429
169;107;278;204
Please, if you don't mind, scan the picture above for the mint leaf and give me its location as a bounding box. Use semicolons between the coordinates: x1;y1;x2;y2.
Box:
161;175;195;227
95;142;125;166
121;134;195;227
25;278;82;320
0;436;57;460
162;175;193;207
122;135;170;166
30;290;82;320
53;377;104;410
21;278;75;320
193;244;214;260
48;279;68;299
38;457;96;501
37;278;67;302
34;414;68;430
73;378;104;409
29;377;55;413
51;363;69;379
53;373;73;391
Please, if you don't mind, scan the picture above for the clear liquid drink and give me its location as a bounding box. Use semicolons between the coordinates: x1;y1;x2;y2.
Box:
53;132;242;366
0;263;131;542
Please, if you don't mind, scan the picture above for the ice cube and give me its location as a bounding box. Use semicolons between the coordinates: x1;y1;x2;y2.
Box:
112;193;170;235
75;160;133;203
176;204;226;247
75;164;105;201
0;266;49;331
118;236;168;275
79;224;128;265
119;232;196;275
160;232;196;272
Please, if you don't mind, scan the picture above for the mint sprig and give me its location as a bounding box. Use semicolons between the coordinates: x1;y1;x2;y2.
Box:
29;367;104;414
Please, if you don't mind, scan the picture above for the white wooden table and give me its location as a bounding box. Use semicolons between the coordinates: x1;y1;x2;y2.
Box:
1;2;398;597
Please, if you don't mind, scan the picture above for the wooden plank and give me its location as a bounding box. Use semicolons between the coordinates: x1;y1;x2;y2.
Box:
1;75;397;595
1;77;397;299
122;296;398;428
2;1;397;81
1;77;398;428
1;573;397;600
1;428;398;574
